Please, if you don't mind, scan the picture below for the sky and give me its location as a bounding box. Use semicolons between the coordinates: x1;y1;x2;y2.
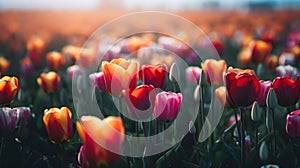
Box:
0;0;299;11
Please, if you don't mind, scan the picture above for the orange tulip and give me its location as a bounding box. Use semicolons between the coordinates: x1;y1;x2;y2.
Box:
46;51;65;71
238;48;252;67
251;40;272;63
0;56;10;75
201;59;227;85
77;116;125;167
43;107;73;143
37;71;61;93
0;76;19;105
265;55;278;71
227;66;255;75
62;45;80;65
26;37;45;68
102;58;139;97
215;86;228;108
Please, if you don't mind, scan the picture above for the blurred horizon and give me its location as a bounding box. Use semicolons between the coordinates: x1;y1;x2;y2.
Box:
0;0;300;11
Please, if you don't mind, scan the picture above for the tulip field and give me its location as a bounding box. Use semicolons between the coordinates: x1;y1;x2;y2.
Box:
0;9;300;168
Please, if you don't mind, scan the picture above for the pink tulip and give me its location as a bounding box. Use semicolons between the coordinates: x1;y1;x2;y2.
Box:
286;110;300;138
185;66;202;84
256;80;272;107
0;107;20;132
89;72;107;92
153;92;182;122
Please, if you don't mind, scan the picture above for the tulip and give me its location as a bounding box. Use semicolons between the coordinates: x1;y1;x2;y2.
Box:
215;86;228;108
37;71;61;93
43;107;73;143
256;80;272;107
76;116;124;167
286;110;300;138
212;40;224;57
26;37;45;68
0;56;10;75
264;55;278;71
102;58;139;97
77;48;97;68
46;51;65;71
139;64;168;90
225;71;260;107
251;40;272;63
278;52;295;66
276;65;297;80
153;92;182;122
272;76;300;107
227;66;255;75
0;107;20;132
185;66;202;84
18;107;31;121
201;59;227;85
62;45;80;65
123;85;156;119
66;65;84;80
89;72;106;92
0;76;19;105
158;36;190;57
238;48;252;67
21;57;37;79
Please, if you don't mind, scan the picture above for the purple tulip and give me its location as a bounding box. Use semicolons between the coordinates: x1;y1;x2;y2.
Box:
0;107;20;132
89;72;107;92
276;65;297;81
286;110;300;138
256;80;272;107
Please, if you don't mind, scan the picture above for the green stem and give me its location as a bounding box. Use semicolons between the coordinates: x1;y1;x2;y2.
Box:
60;143;65;168
255;123;258;149
239;108;245;168
0;136;4;166
271;108;277;156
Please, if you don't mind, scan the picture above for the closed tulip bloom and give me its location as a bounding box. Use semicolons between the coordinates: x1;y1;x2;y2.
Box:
0;76;19;105
102;58;139;97
76;116;125;167
238;48;252;67
185;66;202;84
43;107;73;143
273;76;300;107
26;37;45;68
286;110;300;138
201;59;227;85
0;107;20;132
225;71;260;107
89;72;106;92
67;65;84;80
215;86;228;108
153;92;182;122
0;56;10;75
123;85;156;119
227;66;255;75
37;71;61;93
256;80;272;107
251;40;272;63
265;55;278;71
139;64;168;90
46;51;65;71
276;65;297;80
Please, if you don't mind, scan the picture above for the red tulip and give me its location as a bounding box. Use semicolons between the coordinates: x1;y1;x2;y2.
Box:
212;40;224;57
43;107;73;143
123;85;156;119
286;110;300;138
102;58;139;97
256;80;272;107
153;92;182;122
77;116;124;167
26;37;45;68
139;64;168;90
37;71;61;93
225;72;260;107
273;76;300;107
0;76;19;105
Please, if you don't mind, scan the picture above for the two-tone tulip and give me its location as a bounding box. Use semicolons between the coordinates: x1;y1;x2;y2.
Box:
76;116;124;167
46;51;65;71
43;107;73;143
153;92;182;122
0;107;20;132
0;76;19;105
26;37;45;68
185;66;202;85
139;64;168;90
251;40;272;63
201;59;227;85
0;56;10;75
37;71;61;93
102;58;139;97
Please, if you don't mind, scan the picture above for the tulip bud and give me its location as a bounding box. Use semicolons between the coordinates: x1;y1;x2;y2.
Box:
201;59;227;85
37;71;61;94
169;63;180;82
266;88;278;109
259;141;268;161
0;76;19;105
139;64;168;90
251;102;261;122
0;56;10;75
43;107;73;143
46;51;65;71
